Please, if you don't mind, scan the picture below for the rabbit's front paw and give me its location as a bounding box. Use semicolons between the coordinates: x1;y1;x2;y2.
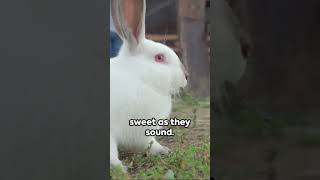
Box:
110;159;128;172
148;140;170;155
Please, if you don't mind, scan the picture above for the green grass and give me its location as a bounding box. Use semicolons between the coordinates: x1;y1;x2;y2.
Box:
110;95;210;180
110;142;210;180
172;95;210;113
110;166;130;180
180;95;210;107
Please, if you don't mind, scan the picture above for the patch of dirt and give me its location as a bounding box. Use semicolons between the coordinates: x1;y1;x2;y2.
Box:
158;105;211;149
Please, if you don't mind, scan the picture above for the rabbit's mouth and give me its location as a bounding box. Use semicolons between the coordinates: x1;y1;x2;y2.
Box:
171;87;186;99
170;79;187;96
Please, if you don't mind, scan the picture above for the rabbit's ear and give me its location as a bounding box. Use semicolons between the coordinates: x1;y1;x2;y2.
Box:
111;0;146;52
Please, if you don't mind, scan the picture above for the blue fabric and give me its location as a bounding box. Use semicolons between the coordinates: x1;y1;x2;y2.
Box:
110;31;122;58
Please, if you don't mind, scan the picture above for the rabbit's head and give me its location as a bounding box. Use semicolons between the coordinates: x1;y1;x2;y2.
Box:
111;0;188;95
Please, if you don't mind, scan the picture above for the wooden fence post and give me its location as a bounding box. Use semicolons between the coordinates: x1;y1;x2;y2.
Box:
178;0;210;97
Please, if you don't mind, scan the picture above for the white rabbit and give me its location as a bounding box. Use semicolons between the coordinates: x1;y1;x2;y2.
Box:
110;0;188;170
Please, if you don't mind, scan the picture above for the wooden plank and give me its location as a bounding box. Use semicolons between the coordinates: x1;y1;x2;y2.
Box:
146;34;179;41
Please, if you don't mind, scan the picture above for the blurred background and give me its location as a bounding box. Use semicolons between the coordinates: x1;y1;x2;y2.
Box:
213;0;320;179
146;0;211;97
111;0;211;96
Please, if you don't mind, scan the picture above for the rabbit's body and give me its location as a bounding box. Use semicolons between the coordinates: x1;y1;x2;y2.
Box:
111;55;172;151
110;0;188;170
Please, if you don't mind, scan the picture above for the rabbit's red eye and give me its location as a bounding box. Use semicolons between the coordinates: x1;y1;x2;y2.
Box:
154;54;166;63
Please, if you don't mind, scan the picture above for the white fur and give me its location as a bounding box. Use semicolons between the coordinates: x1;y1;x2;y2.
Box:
110;39;187;169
